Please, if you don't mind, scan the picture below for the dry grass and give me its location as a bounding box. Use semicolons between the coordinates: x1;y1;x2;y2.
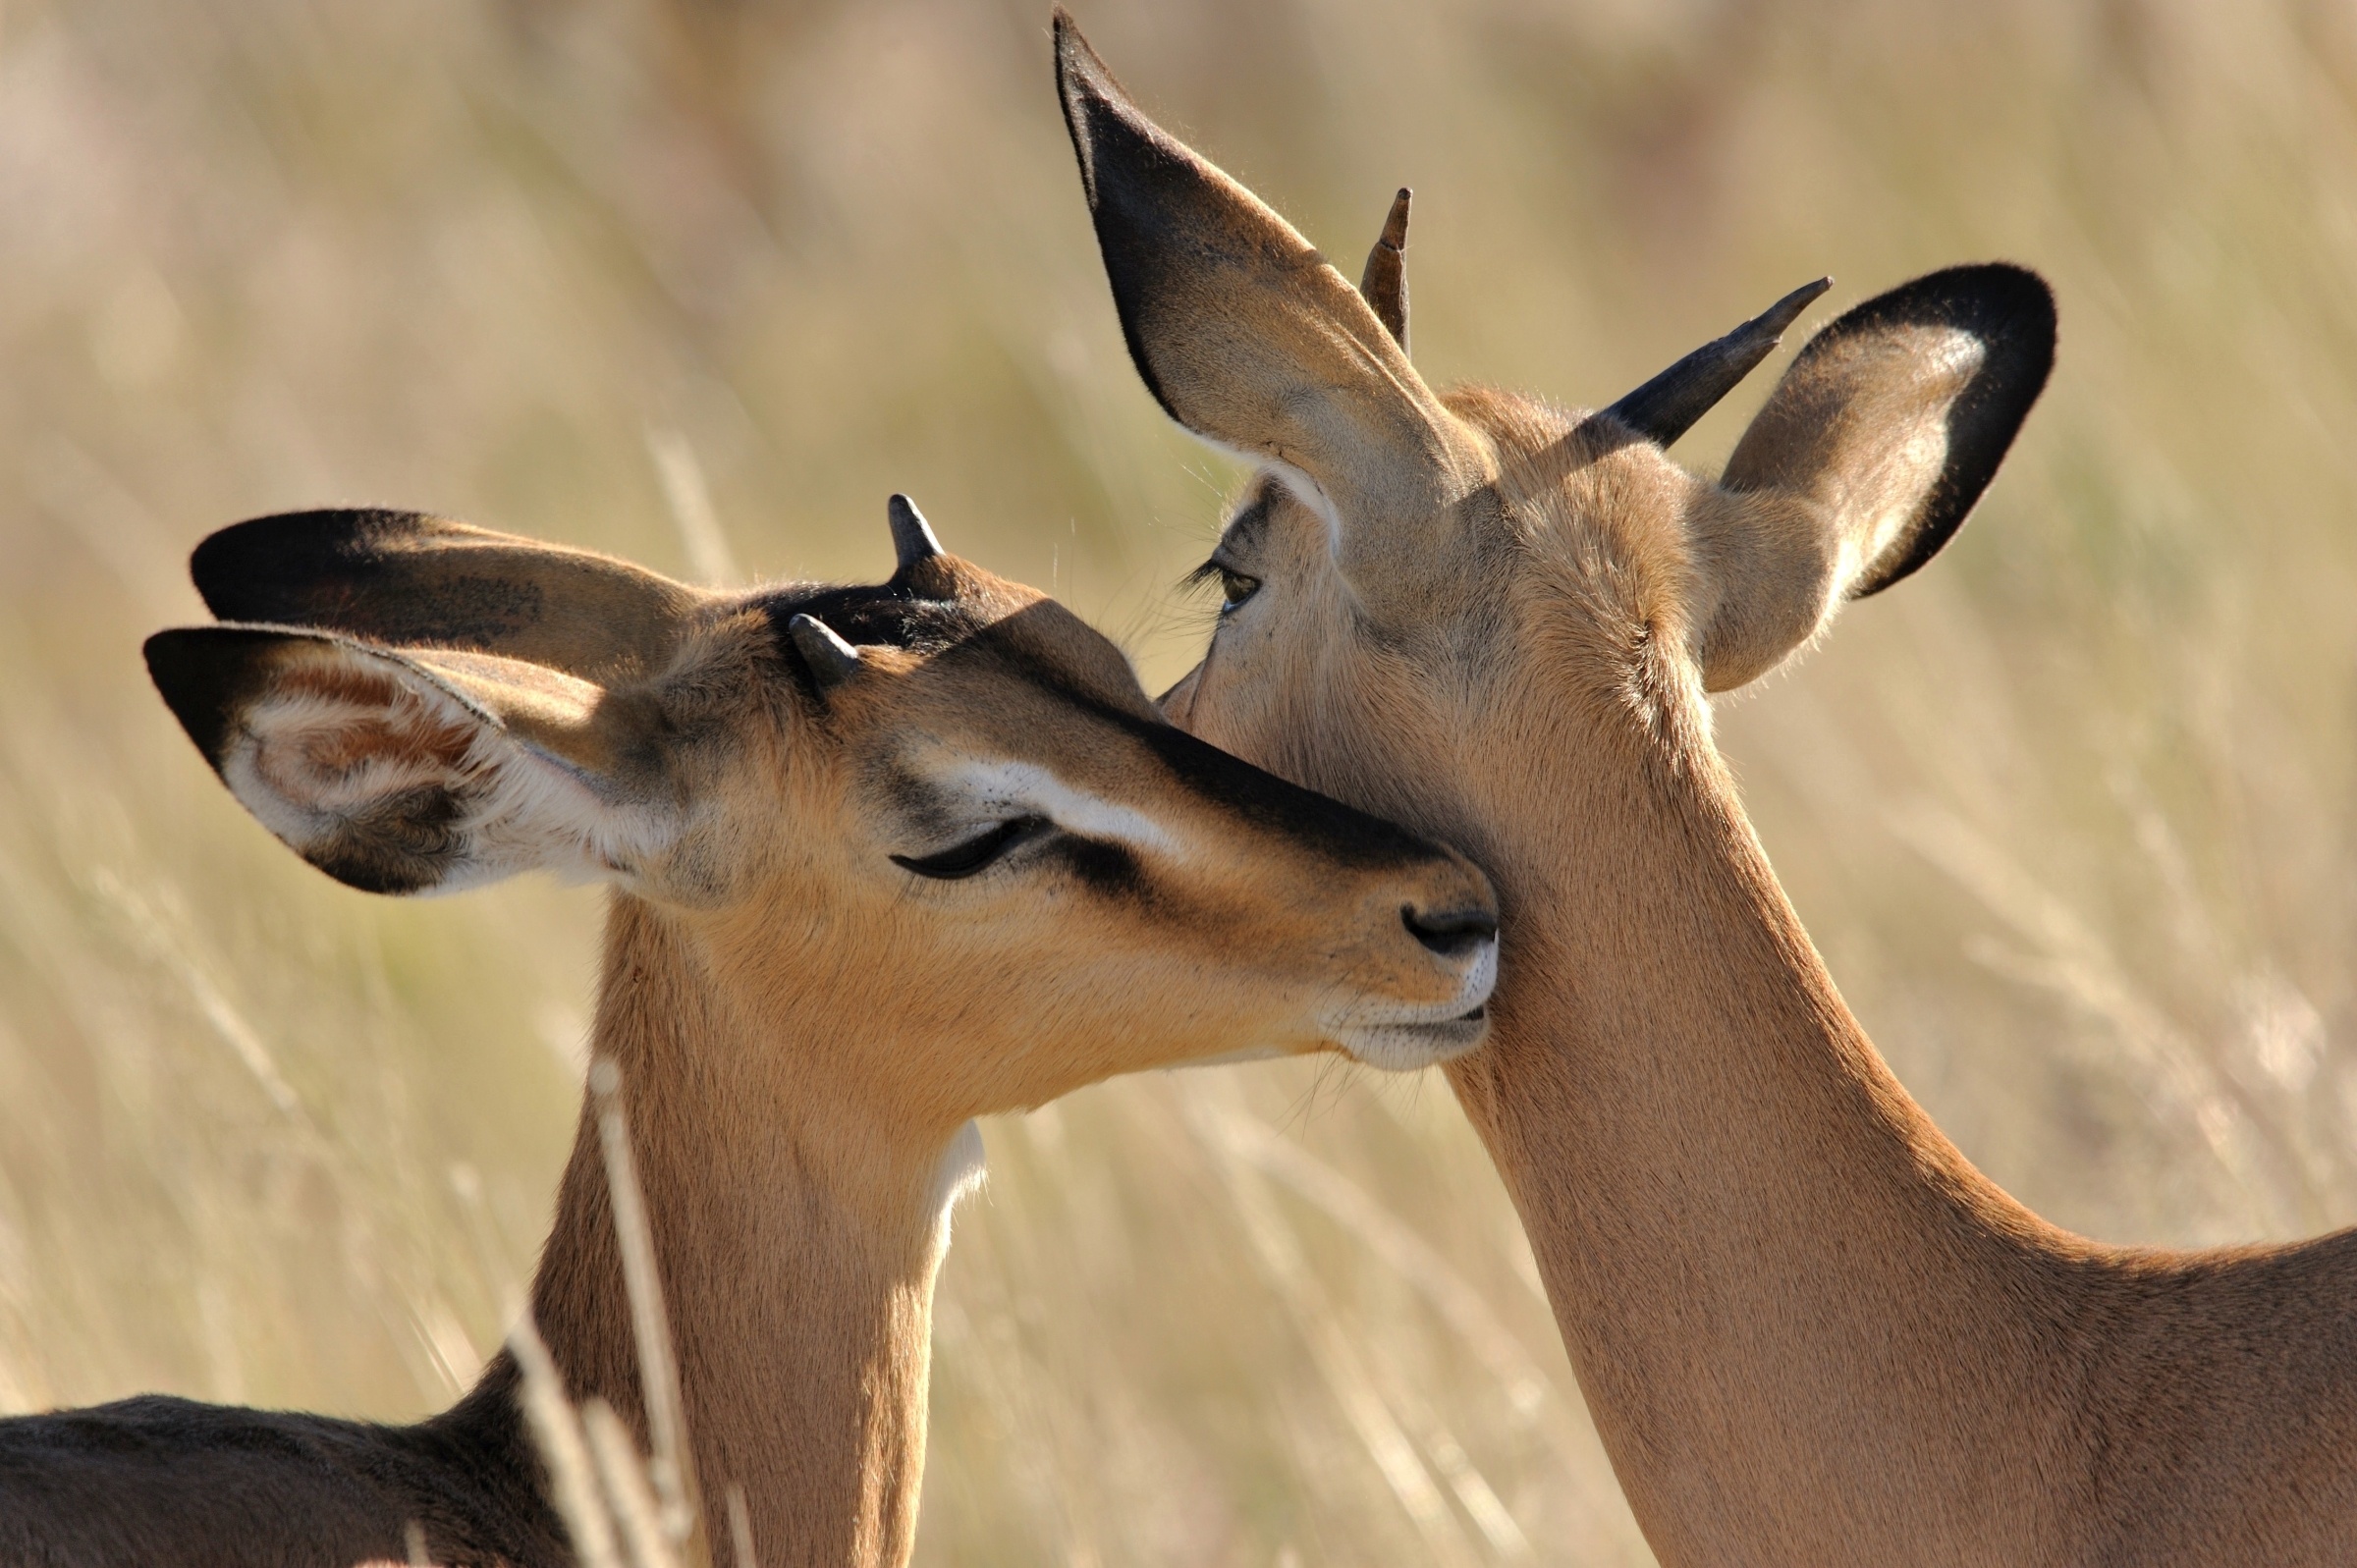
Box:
7;0;2357;1562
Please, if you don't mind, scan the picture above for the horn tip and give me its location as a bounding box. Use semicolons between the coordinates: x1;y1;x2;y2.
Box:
787;613;862;690
1361;187;1412;350
886;494;942;568
1757;276;1834;338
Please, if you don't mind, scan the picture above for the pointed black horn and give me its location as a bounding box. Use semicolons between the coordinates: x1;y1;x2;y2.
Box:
1359;188;1411;352
1601;277;1833;447
787;614;862;692
886;493;940;571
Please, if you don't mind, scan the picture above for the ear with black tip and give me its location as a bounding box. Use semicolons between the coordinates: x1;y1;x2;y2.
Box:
1688;264;2056;690
190;510;707;685
787;614;863;692
1358;188;1411;352
145;625;680;893
886;494;941;572
1053;12;1487;611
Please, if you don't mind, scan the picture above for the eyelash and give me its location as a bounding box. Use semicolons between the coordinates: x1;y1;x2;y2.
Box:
892;815;1050;880
1187;560;1261;616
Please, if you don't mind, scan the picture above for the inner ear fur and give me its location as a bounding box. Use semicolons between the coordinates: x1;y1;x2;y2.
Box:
1692;264;2056;690
1054;14;1488;608
192;510;709;686
145;624;677;895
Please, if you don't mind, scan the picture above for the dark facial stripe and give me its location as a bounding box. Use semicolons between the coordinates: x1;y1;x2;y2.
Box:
943;620;1451;874
758;582;1455;878
1126;721;1443;871
1048;836;1147;900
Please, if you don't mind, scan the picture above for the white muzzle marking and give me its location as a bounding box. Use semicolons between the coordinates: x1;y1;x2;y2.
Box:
1323;934;1500;1071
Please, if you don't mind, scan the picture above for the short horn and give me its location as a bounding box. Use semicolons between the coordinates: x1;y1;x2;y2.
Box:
886;493;941;571
787;614;862;691
1359;188;1411;352
1601;277;1833;448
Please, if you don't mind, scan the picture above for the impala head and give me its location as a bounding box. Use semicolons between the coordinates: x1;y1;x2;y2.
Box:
1055;14;2056;865
144;502;1498;1127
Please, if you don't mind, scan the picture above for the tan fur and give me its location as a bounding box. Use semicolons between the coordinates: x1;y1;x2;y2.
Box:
6;523;1500;1567
1060;15;2357;1561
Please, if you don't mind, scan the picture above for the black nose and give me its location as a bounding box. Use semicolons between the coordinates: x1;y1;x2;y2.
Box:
1403;904;1499;959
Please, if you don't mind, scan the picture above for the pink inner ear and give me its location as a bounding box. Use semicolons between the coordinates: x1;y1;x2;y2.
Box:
247;666;474;800
216;662;494;898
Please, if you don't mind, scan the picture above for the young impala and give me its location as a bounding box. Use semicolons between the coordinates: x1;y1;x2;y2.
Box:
1055;13;2357;1563
0;501;1499;1567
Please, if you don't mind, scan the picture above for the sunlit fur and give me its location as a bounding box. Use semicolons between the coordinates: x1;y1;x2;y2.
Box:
2;522;1498;1567
1058;13;2357;1564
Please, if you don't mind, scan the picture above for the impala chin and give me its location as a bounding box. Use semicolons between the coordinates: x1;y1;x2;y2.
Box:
1328;938;1499;1070
1335;1011;1492;1071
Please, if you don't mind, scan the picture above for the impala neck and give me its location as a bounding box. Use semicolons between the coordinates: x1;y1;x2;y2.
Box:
480;892;970;1568
1442;724;2094;1562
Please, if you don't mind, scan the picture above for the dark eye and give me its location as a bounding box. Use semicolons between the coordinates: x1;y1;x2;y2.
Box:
892;816;1049;880
1217;568;1261;615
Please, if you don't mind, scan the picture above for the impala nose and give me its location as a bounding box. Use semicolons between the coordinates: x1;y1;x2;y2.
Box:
1403;903;1500;960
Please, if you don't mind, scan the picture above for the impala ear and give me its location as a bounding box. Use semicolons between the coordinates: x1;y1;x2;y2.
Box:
190;511;708;686
1689;264;2056;690
145;626;681;894
1054;13;1487;608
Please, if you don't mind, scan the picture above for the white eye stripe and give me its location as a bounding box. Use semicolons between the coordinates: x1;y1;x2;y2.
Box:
1260;459;1343;557
936;760;1180;858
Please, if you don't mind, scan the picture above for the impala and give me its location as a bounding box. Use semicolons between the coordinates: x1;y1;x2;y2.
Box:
1055;14;2357;1563
0;501;1499;1567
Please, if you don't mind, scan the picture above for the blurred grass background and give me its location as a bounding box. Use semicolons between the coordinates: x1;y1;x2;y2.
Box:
6;0;2357;1561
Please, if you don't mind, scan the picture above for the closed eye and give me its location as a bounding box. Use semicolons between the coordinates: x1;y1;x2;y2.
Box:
892;816;1051;880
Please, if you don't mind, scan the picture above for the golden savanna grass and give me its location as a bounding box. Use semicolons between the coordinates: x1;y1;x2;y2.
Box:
7;1;2357;1562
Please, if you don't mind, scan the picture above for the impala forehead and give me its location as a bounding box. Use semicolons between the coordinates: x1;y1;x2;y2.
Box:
1215;479;1288;559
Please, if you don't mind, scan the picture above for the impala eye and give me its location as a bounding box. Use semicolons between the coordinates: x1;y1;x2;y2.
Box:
892;816;1049;880
1217;568;1261;616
